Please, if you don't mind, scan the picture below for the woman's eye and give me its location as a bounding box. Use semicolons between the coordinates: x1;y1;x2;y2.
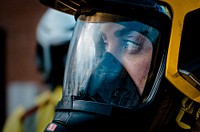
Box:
126;41;139;49
123;40;142;54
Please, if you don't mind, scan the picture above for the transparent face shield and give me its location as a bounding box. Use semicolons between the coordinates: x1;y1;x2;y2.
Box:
63;12;160;109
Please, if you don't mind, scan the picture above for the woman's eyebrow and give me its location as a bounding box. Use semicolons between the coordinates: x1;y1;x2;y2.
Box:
114;28;133;37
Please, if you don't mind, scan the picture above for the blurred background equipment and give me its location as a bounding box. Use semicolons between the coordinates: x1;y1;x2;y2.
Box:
0;0;48;131
2;7;75;132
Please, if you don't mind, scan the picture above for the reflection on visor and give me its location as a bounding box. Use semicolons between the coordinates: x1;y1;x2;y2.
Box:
64;14;160;109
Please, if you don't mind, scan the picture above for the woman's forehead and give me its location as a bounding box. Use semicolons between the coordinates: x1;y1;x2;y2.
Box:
100;23;125;33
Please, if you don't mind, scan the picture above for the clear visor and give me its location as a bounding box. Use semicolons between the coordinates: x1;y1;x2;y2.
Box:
64;12;160;109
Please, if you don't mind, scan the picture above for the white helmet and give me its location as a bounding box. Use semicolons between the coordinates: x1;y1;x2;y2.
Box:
36;8;76;89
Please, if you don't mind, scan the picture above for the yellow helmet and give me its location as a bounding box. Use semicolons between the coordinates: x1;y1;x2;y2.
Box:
40;0;200;102
160;0;200;103
39;0;200;131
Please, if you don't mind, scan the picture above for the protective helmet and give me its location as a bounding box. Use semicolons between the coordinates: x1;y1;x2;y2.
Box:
36;8;76;89
161;0;200;102
39;0;200;131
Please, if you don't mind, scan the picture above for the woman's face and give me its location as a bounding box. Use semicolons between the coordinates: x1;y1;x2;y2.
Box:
100;23;153;95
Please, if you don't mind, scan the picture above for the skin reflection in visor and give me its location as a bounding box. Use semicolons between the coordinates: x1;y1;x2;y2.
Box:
100;22;153;95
